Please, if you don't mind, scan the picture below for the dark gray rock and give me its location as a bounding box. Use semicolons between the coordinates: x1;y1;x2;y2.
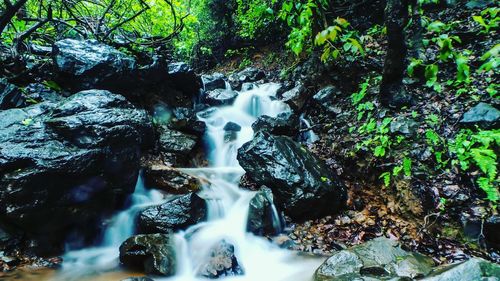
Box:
237;131;347;220
202;72;226;91
247;186;283;236
168;107;206;136
314;238;434;281
228;67;265;90
159;128;198;155
23;83;63;103
0;89;151;254
224;122;242;132
121;277;155;281
390;117;419;135
119;234;176;276
251;111;300;136
144;165;201;194
422;258;500;281
53;39;136;91
138;193;207;233
0;78;25;109
460;102;500;129
197;240;244;278
313;86;342;114
241;82;256;91
168;62;201;98
204;89;238;105
281;84;309;112
485;215;500;249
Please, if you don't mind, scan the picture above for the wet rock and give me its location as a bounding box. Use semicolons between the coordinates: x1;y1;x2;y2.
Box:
237;131;347;220
390;117;419;135
460;102;500;129
251;111;300;136
224;122;242;132
484;215;500;249
168;107;206;136
0;89;151;255
0;78;25;109
159;128;198;155
422;258;500;280
138;193;207;233
144;165;201;194
168;62;201;98
228;67;265;90
53;39;136;91
121;277;155;281
241;82;256;91
202;72;226;91
313;86;342;114
281;84;309;112
119;234;176;276
314;238;434;281
197;240;244;278
247;186;283;236
204;89;238;105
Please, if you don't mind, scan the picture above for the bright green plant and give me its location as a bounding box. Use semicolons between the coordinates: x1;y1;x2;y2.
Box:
314;17;364;62
472;7;499;33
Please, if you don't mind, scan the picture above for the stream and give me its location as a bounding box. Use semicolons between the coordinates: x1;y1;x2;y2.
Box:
49;83;323;281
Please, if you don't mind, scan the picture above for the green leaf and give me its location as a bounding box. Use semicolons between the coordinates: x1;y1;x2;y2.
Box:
403;157;412;177
379;172;391;187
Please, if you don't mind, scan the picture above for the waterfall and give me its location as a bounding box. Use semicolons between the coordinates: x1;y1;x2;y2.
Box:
55;83;322;281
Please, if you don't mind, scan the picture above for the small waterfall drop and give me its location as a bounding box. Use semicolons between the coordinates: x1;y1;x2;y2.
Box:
300;114;319;144
55;83;322;281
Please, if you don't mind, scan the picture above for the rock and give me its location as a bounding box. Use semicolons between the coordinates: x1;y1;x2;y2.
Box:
204;89;238;105
314;237;434;281
159;128;198;155
0;89;151;254
224;122;242;132
313;86;342;114
484;215;500;249
390;117;419;135
121;277;155;281
168;107;206;136
247;186;283;236
251;111;300;136
422;258;500;281
23;83;63;103
0;78;25;109
241;82;256;91
119;234;176;276
197;240;244;278
138;193;207;233
168;62;201;98
53;39;136;91
144;165;201;194
237;131;347;220
228;67;265;90
281;84;309;111
460;102;500;129
202;72;226;91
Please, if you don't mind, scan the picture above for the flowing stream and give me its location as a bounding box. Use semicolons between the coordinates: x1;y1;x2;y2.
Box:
54;83;323;281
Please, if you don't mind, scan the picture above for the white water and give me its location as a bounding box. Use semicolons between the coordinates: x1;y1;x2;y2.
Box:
55;83;322;281
300;114;319;144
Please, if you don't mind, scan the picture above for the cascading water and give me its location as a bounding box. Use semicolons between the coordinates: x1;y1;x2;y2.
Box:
55;83;323;281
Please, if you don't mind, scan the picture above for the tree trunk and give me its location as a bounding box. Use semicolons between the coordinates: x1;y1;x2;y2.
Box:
380;0;410;108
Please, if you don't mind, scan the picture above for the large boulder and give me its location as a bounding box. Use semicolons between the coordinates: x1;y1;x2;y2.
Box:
228;67;265;90
460;102;500;129
0;89;151;254
159;128;198;155
312;86;342;115
167;62;201;98
0;78;25;109
197;240;244;278
138;193;207;233
314;238;434;281
280;84;309;112
422;258;500;281
168;107;206;136
202;72;226;91
251;111;300;136
237;132;347;220
53;39;136;91
119;233;176;276
247;186;284;236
